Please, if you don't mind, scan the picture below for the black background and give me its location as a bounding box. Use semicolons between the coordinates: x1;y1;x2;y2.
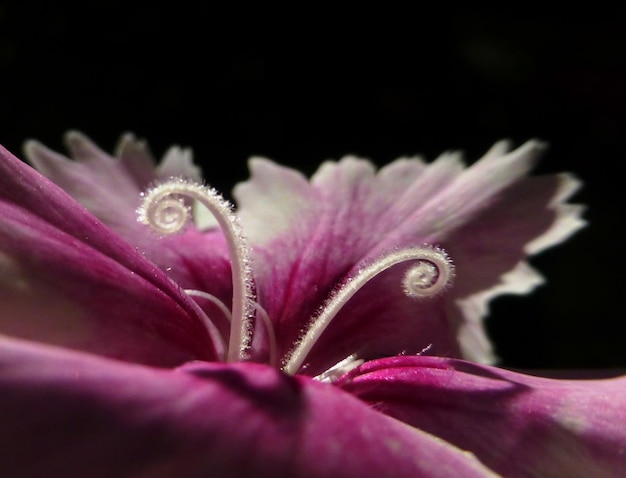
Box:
1;3;624;370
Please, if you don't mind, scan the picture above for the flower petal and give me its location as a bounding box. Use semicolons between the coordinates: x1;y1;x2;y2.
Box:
234;142;583;370
340;356;626;478
0;144;221;365
0;336;497;477
24;131;152;236
444;172;586;363
234;155;465;367
22;134;234;324
24;131;203;226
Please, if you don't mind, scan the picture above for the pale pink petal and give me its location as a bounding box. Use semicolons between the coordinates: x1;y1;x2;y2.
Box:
453;261;545;363
444;172;586;363
113;132;159;185
23;131;202;239
0;336;497;478
340;356;626;478
156;144;202;180
24;133;146;237
234;142;583;370
23;133;232;304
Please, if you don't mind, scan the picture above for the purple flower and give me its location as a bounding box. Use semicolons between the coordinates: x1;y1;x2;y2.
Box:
0;131;622;477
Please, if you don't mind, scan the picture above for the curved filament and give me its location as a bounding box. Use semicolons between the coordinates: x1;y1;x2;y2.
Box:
138;179;254;362
282;245;454;375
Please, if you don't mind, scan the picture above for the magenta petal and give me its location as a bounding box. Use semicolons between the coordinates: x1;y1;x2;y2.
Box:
340;356;626;477
0;145;219;364
0;337;497;478
234;143;584;369
234;157;465;365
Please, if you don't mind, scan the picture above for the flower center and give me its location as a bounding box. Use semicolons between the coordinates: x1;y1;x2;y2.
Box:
138;179;454;376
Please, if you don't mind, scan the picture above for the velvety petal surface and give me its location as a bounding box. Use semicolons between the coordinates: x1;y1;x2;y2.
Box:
0;145;221;365
233;142;584;372
0;336;497;478
339;356;626;478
